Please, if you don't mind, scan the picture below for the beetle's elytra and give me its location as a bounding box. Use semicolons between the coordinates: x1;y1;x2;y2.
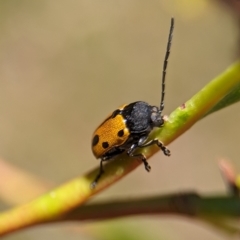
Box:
91;18;174;188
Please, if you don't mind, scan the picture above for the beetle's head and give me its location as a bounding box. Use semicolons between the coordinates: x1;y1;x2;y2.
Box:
150;106;164;127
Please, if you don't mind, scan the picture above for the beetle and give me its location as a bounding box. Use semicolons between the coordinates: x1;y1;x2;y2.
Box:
91;18;174;188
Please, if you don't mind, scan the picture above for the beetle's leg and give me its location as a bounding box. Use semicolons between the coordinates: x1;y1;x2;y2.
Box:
127;143;151;172
91;148;125;188
139;138;171;156
91;159;104;189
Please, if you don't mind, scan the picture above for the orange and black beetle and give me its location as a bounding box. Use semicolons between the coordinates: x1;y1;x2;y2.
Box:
91;18;174;187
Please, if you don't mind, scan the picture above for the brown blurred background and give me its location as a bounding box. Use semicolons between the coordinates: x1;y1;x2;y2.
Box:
0;0;240;239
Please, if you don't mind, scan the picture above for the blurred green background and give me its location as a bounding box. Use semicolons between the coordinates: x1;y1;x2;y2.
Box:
0;0;239;239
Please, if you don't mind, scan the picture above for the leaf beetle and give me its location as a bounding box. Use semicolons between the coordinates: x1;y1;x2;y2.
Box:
91;18;174;188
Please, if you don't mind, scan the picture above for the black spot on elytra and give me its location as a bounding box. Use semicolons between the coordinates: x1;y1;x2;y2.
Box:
117;129;124;137
92;135;99;146
102;142;109;149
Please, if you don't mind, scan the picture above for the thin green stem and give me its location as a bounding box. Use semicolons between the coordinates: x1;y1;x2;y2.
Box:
0;61;240;236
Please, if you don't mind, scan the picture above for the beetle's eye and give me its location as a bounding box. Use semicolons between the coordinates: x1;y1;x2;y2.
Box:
152;106;158;112
151;112;158;122
151;112;164;126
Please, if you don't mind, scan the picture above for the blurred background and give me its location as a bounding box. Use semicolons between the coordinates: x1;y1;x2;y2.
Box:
0;0;240;239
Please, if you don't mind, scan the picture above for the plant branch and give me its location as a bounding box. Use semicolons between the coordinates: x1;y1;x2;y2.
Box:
59;192;240;222
0;61;240;236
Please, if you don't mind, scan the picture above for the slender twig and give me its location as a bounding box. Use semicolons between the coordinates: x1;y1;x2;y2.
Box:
59;193;240;222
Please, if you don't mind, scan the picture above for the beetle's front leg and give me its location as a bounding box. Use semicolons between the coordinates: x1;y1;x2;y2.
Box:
127;142;151;172
139;138;171;156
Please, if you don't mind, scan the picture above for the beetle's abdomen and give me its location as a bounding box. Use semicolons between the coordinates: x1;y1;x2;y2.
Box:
92;114;130;159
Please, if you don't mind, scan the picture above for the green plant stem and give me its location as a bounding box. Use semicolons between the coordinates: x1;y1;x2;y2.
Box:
0;61;240;236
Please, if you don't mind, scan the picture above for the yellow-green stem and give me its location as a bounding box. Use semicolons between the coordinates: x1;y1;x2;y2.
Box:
0;61;240;236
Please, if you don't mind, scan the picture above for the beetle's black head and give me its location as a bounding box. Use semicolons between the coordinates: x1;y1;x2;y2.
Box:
150;106;164;127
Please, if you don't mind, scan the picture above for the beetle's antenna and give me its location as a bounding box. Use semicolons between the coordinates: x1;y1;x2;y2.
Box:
159;17;174;114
